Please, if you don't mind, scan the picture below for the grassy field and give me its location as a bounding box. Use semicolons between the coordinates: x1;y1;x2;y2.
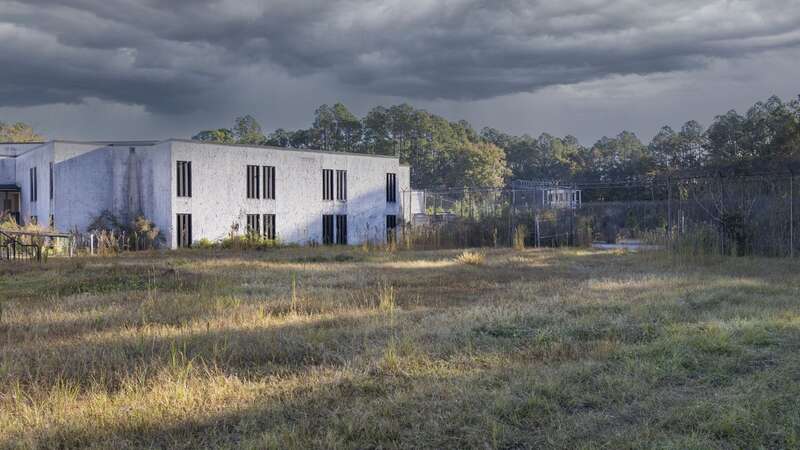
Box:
1;247;800;449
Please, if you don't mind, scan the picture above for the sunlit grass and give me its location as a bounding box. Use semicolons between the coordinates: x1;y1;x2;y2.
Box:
2;247;800;448
455;249;486;265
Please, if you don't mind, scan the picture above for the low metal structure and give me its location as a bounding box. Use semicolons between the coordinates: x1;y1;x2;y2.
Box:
0;229;72;262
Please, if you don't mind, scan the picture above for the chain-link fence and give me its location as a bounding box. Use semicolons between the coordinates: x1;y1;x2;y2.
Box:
401;171;800;257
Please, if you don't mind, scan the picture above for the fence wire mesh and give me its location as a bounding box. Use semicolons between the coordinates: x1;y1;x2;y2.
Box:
402;171;799;257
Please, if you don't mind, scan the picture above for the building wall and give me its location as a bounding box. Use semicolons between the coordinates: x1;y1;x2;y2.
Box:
1;144;41;184
0;157;15;185
167;141;410;248
137;142;172;243
5;139;411;249
14;142;54;225
50;141;173;234
52;142;115;231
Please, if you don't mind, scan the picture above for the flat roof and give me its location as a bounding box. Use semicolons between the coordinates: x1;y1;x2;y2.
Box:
52;139;160;146
167;138;402;160
2;138;406;162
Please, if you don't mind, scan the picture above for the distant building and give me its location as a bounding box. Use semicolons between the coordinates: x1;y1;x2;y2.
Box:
511;180;582;210
0;140;411;248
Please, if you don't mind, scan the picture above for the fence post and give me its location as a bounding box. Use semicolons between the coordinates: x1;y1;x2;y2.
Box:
667;176;672;249
718;171;725;256
461;187;465;217
791;170;795;258
510;189;516;247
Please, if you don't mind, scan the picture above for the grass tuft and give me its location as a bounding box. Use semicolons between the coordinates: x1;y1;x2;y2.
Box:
455;250;486;265
377;280;396;314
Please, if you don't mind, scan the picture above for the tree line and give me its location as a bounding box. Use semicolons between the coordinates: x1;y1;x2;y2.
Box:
193;95;800;189
193;105;510;189
6;94;798;190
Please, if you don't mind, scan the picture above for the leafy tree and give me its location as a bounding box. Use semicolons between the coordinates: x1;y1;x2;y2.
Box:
192;115;265;145
585;131;652;181
265;128;293;147
289;129;313;149
649;121;706;173
312;104;336;151
332;103;362;152
192;128;235;144
449;141;510;188
363;106;394;155
310;103;362;152
233;115;266;145
0;122;44;142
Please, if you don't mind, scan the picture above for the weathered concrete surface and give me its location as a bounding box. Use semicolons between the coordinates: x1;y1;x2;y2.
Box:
169;140;409;247
2;139;410;248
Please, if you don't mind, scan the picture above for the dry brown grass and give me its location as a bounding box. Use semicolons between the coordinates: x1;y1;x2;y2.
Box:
454;249;486;266
2;247;800;448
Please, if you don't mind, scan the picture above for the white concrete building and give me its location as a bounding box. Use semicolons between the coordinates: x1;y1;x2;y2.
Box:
0;139;411;248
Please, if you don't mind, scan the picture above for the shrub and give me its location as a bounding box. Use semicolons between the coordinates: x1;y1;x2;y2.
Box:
0;212;19;228
85;211;163;252
131;215;162;249
195;238;215;249
219;234;281;250
455;250;486;266
513;225;527;250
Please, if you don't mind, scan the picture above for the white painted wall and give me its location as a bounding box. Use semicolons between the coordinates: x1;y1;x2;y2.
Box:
0;157;15;185
4;139;412;249
53;142;114;231
167;140;409;247
51;141;173;233
14;142;54;225
136;142;172;242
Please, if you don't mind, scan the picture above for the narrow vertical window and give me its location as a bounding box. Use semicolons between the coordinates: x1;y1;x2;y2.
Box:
386;173;397;203
246;214;261;236
30;215;38;225
336;170;347;201
49;162;54;200
30;167;37;202
322;214;334;245
49;214;55;228
386;214;397;242
322;169;334;200
263;166;275;200
246;165;260;199
263;214;276;240
335;214;348;245
177;214;192;248
177;161;192;197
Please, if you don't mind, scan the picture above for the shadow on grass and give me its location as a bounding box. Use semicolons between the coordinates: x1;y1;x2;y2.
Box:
11;317;800;449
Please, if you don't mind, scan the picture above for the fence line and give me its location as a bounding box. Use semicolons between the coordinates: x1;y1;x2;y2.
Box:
404;171;799;257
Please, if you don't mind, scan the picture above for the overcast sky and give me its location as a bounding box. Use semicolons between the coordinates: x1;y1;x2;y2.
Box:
1;0;799;145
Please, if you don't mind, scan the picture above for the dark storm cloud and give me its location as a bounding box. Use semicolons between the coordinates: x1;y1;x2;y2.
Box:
2;0;799;113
